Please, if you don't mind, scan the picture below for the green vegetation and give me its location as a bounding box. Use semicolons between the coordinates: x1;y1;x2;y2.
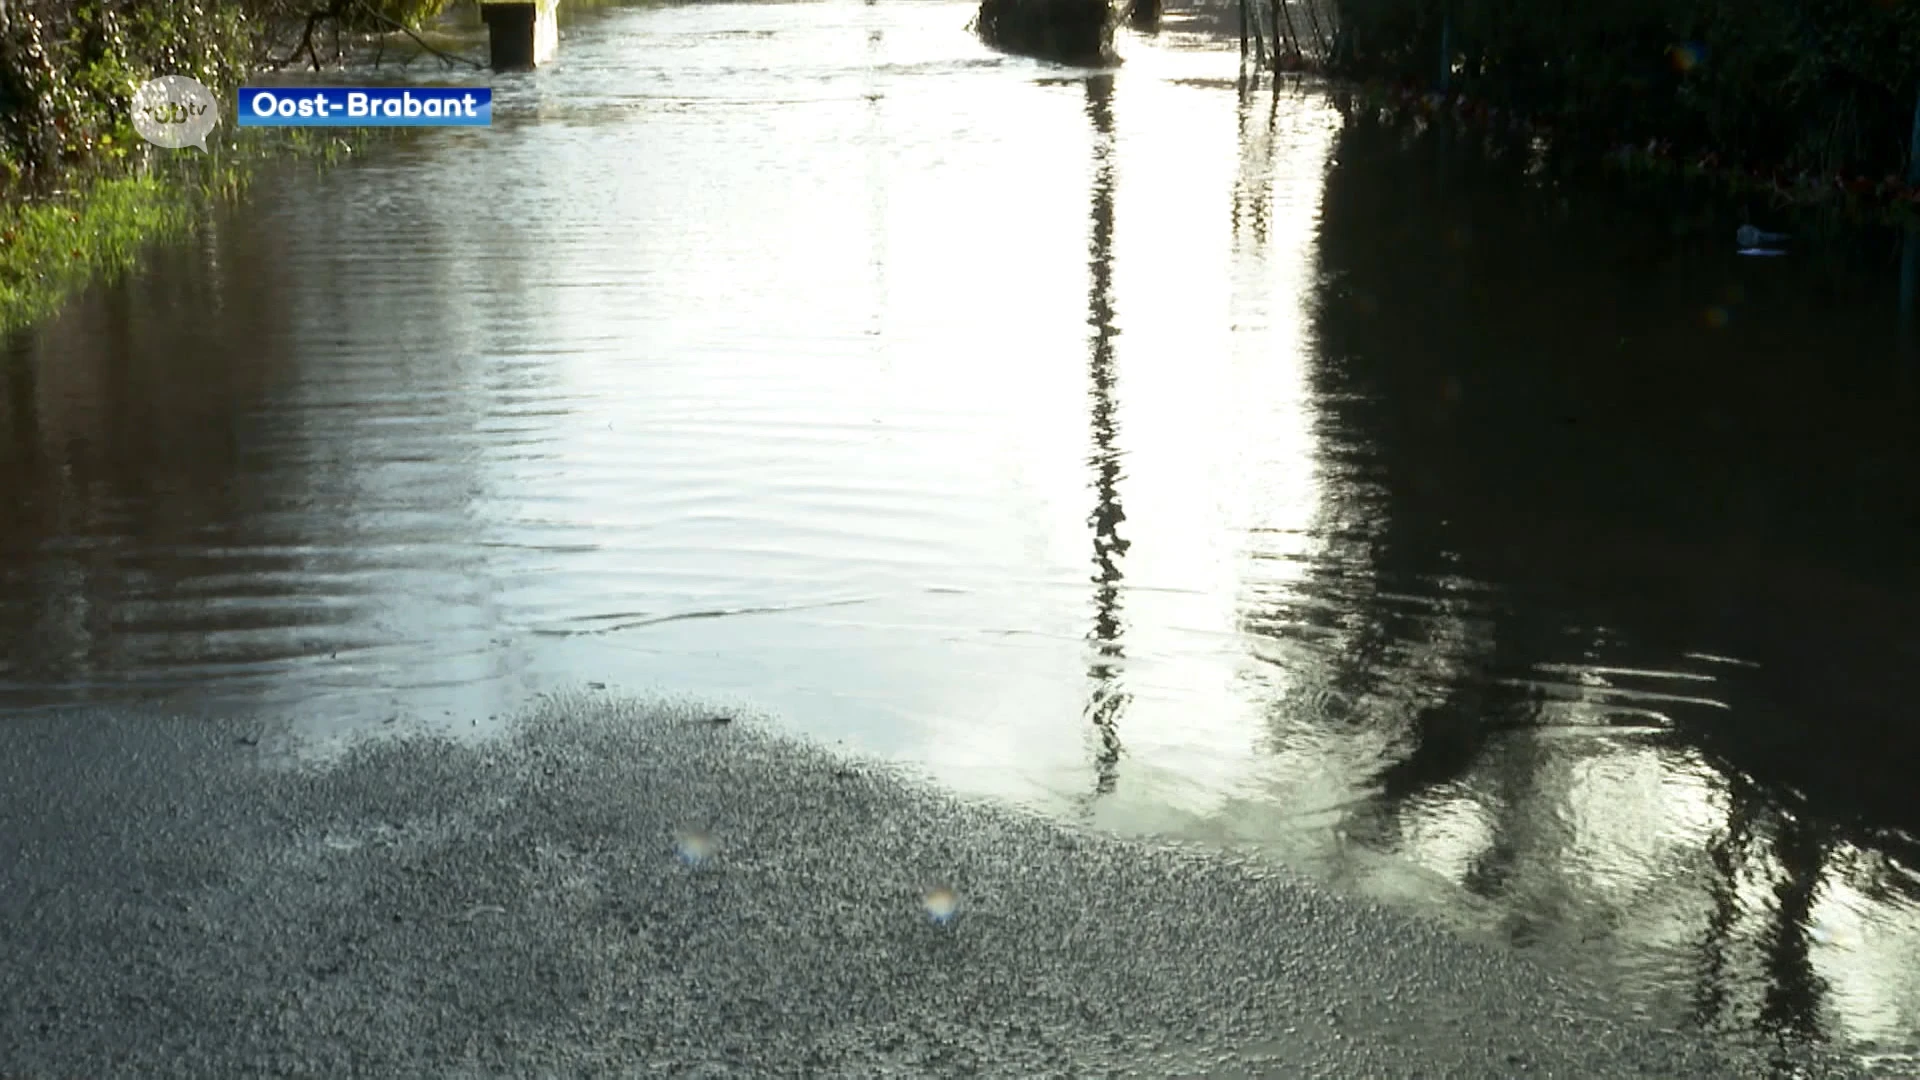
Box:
0;0;452;334
0;127;366;330
0;0;252;184
0;173;185;331
1325;0;1920;185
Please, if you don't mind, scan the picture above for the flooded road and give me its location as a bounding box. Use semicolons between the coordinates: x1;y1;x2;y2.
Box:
5;0;1920;1068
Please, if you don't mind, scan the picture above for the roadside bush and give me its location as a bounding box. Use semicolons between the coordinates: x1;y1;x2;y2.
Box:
0;0;247;181
1327;0;1920;178
0;0;447;184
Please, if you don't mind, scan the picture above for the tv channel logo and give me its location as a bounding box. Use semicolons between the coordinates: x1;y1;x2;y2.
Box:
131;75;219;151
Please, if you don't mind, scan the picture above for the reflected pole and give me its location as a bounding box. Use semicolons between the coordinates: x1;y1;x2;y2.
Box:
1692;773;1755;1031
1083;73;1129;799
1757;814;1833;1044
865;0;886;341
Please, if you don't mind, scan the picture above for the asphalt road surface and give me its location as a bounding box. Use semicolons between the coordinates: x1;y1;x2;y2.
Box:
0;694;1872;1078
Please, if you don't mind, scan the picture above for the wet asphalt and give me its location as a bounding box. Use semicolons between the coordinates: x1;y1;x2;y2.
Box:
0;694;1872;1078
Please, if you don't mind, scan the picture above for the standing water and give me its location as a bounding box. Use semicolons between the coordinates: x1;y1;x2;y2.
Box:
4;0;1919;1069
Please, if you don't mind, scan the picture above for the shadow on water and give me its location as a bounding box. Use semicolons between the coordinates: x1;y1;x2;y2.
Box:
1293;106;1920;1057
1310;110;1920;837
1903;224;1920;373
1082;72;1129;800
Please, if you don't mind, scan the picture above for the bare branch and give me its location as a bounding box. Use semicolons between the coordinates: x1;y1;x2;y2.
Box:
261;0;482;72
267;0;349;70
350;0;485;69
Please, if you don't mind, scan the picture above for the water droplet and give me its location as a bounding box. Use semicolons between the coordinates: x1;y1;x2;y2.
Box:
922;885;960;924
1807;918;1851;947
675;828;716;866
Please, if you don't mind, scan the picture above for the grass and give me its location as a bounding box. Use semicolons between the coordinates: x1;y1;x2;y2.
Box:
0;173;189;334
0;127;374;337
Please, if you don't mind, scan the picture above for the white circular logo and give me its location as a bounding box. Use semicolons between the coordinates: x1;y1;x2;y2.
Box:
131;75;219;152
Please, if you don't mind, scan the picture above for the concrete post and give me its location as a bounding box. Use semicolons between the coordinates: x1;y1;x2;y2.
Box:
481;0;558;71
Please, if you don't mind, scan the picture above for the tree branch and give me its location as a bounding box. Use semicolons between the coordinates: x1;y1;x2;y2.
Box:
351;0;485;69
263;0;484;71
